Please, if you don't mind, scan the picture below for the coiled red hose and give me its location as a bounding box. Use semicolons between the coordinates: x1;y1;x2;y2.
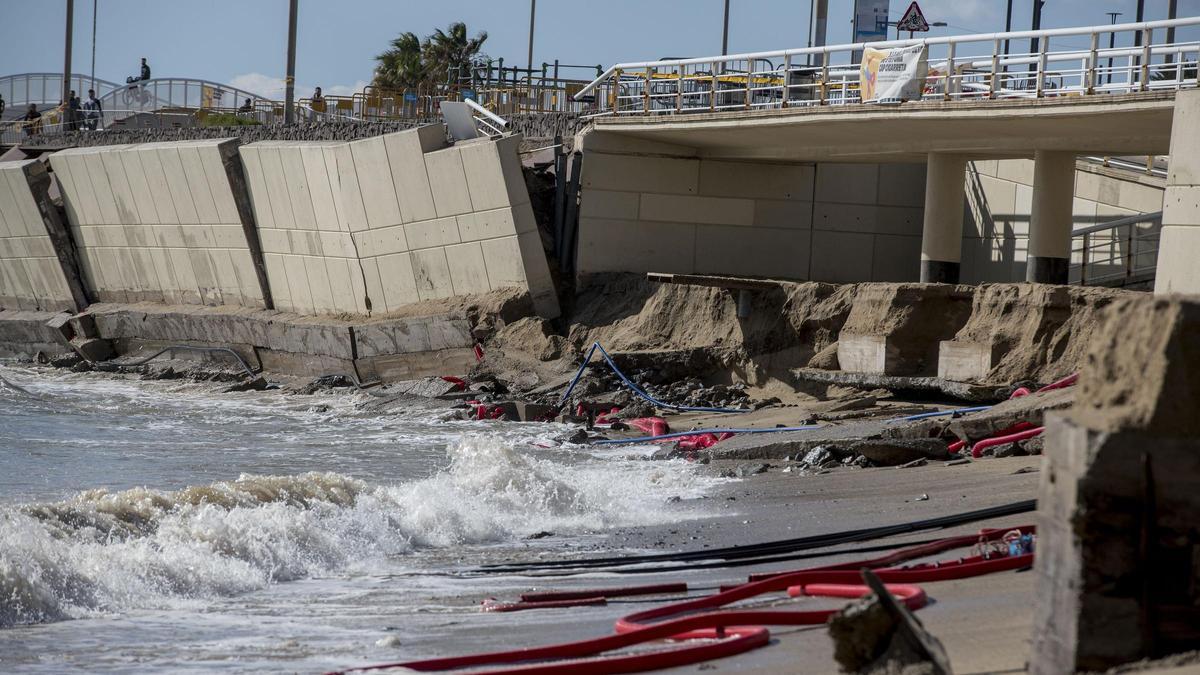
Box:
329;527;1034;675
971;426;1045;458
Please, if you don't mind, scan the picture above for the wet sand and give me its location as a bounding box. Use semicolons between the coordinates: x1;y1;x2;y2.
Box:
328;455;1044;674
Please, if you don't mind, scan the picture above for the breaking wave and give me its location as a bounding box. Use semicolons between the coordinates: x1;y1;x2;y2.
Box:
0;436;710;627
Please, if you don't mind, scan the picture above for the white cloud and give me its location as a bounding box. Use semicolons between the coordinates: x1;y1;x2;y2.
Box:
227;72;368;100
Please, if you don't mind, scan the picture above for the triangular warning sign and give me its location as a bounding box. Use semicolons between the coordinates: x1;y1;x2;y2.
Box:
896;1;930;32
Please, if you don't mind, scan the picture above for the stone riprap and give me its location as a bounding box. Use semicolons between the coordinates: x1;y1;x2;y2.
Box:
240;127;559;318
0;159;88;312
48;140;270;307
33;113;584;151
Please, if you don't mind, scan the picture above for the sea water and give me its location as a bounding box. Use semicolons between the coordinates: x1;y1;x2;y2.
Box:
0;365;718;672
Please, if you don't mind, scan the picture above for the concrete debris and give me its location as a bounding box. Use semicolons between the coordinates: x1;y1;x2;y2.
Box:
792;368;1001;403
382;377;466;399
828;569;952;675
850;439;951;466
947;387;1072;442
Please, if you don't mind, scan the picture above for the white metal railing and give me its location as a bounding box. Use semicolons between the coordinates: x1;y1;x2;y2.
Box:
464;97;510;136
1070;211;1162;287
574;17;1200;116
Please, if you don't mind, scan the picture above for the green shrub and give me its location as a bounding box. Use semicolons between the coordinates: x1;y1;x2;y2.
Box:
200;112;261;127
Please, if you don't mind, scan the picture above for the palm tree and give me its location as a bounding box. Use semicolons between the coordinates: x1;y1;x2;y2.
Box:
373;32;424;90
373;23;488;92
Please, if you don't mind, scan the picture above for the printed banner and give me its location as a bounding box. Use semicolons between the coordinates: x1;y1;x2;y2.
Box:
859;44;929;103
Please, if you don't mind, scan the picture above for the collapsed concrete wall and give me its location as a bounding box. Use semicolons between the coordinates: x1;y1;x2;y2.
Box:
240;127;559;319
1033;295;1200;673
574;131;926;284
0;159;88;312
964;159;1164;283
48;140;271;307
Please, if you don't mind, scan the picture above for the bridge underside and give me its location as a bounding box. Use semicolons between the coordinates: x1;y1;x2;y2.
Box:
575;90;1193;290
592;92;1176;163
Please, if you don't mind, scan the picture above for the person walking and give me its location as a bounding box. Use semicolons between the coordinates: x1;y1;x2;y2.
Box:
83;89;103;131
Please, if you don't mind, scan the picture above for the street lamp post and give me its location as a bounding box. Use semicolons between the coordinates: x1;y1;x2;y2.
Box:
721;0;730;55
527;0;537;92
62;0;74;106
1106;12;1122;86
283;0;297;125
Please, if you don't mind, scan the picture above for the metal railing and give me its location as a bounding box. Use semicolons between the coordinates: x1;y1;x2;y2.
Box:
0;73;122;115
574;17;1200;116
1070;211;1162;288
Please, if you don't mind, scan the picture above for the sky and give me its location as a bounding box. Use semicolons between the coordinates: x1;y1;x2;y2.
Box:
2;0;1197;100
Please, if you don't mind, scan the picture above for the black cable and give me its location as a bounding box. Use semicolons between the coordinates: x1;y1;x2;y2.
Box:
493;537;948;578
477;499;1036;574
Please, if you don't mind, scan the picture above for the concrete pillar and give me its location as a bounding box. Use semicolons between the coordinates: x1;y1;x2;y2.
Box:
920;153;967;283
1027;150;1076;284
1154;89;1200;294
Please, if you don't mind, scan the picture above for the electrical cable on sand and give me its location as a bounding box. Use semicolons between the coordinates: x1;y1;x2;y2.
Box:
475;499;1036;574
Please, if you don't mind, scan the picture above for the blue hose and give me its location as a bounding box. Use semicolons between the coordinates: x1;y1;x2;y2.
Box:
592;425;821;446
890;405;992;422
558;342;750;414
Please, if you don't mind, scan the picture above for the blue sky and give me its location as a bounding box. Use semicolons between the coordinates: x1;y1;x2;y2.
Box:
2;0;1197;98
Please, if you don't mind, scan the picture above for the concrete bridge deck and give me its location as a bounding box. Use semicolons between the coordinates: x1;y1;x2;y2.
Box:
592;91;1177;162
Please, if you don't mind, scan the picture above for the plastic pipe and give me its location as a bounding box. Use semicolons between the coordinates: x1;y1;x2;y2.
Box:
971;426;1044;458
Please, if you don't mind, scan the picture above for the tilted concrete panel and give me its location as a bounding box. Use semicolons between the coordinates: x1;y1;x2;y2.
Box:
239;128;558;317
424;145;474;217
49;141;268;308
0;159;88;312
349;135;403;229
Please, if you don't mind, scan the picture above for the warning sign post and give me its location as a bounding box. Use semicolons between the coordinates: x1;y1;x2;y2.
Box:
896;2;930;34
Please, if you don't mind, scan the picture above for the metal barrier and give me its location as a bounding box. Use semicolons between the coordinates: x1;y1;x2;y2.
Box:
1070;211;1162;288
0;73;122;114
574;17;1200;116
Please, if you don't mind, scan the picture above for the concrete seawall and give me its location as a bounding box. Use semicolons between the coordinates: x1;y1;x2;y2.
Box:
0;159;88;313
48;140;271;307
241;127;559;319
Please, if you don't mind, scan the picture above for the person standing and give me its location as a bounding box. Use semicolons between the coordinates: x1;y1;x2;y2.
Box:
83;89;103;131
140;57;151;81
22;104;42;137
67;90;82;131
0;93;6;118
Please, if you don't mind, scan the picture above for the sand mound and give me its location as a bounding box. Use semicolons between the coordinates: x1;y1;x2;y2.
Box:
839;284;975;376
1070;294;1200;436
952;284;1126;385
564;274;854;384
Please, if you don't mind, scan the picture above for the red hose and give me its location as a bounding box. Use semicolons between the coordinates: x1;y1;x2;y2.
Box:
971;426;1044;458
615;553;1031;638
1036;372;1078;392
329;527;1035;675
330;618;769;675
1009;386;1031;399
